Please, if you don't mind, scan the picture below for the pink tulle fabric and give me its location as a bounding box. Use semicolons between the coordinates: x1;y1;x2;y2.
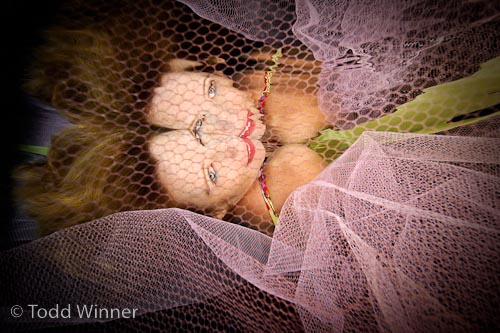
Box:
2;131;500;332
181;0;499;127
2;0;500;331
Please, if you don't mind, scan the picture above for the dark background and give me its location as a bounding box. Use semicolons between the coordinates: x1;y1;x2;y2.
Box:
1;0;62;250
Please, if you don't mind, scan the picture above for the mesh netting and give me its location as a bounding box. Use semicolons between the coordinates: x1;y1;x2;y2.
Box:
4;132;500;332
4;0;500;331
13;0;500;235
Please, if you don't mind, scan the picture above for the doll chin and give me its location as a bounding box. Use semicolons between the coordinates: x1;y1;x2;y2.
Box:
262;144;326;213
211;208;227;220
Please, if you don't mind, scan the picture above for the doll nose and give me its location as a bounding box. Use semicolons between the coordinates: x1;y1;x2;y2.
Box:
226;146;239;159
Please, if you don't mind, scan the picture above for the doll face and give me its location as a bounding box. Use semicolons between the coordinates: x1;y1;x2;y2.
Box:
148;71;266;216
149;131;265;215
148;72;265;139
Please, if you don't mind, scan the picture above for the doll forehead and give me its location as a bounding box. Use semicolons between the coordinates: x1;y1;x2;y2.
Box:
160;71;207;88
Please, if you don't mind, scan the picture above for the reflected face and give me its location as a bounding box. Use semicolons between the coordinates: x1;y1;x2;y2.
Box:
148;72;265;139
148;71;266;215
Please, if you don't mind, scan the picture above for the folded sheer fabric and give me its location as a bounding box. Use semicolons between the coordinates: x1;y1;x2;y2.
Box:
3;130;499;332
3;0;499;331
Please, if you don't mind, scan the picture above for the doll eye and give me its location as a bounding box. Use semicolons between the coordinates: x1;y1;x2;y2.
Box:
207;163;217;185
208;80;216;98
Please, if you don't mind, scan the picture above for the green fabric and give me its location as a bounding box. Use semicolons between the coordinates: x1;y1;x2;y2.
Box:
310;56;500;159
18;144;49;156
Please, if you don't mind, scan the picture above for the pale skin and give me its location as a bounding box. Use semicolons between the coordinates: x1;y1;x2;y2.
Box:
149;131;266;217
148;71;266;139
148;60;327;221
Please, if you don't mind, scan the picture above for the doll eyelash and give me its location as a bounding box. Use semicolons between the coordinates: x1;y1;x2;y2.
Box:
208;80;216;98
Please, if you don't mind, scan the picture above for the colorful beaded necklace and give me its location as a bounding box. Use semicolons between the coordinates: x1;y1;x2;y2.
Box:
257;48;282;226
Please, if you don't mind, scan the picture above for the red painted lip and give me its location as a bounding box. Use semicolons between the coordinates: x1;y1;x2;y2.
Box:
238;110;256;139
239;110;257;165
241;137;256;165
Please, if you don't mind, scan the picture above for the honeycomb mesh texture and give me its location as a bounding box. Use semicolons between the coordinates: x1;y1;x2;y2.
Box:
4;131;500;332
15;0;500;234
5;0;500;332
